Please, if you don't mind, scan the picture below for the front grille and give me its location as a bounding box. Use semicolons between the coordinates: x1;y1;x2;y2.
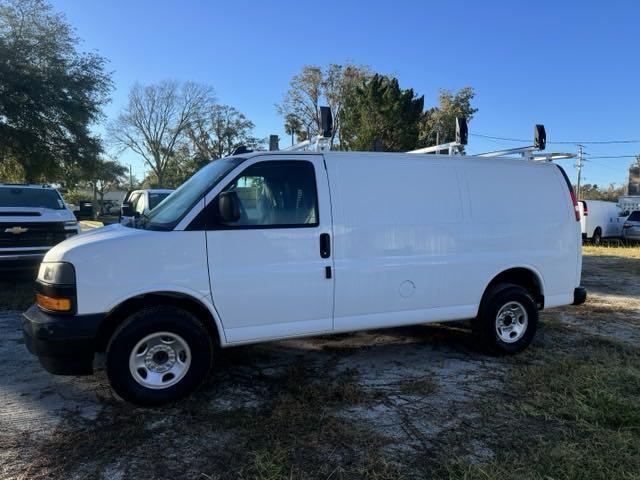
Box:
0;222;67;248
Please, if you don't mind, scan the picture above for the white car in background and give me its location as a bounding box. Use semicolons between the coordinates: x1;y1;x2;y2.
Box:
622;211;640;243
119;189;174;226
0;184;79;269
578;200;626;244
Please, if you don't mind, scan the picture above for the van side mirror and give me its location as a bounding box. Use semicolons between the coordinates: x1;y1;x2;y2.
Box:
218;191;241;223
121;202;133;217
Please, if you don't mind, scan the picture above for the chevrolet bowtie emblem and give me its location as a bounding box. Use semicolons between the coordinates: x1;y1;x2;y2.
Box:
5;226;29;234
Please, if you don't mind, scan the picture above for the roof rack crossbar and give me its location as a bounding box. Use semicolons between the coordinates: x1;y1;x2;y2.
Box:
408;141;462;155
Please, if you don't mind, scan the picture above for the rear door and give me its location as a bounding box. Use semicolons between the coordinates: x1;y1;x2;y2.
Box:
205;155;334;343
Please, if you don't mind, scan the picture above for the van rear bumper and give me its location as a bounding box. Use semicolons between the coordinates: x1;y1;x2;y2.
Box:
572;287;587;305
22;304;104;375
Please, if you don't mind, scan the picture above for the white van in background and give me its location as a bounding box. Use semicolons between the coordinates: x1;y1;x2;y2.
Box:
578;200;625;244
23;151;586;405
119;189;174;226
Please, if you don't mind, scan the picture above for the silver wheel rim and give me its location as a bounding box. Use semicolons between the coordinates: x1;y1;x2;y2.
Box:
495;301;528;343
128;332;191;390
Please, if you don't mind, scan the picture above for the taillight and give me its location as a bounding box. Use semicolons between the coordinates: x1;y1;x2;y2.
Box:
569;190;580;221
555;165;581;222
582;202;588;216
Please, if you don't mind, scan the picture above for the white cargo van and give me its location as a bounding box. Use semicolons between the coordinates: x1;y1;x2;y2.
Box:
578;200;625;244
23;151;586;405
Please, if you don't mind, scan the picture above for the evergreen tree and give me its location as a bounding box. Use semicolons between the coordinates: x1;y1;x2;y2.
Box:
339;75;424;152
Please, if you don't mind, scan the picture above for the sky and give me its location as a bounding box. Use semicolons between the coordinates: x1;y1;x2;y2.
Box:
50;0;640;187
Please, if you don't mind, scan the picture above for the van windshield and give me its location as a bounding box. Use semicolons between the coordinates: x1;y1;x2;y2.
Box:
144;157;245;230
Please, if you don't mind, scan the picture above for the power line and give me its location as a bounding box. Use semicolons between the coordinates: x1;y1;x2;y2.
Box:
584;155;638;159
470;132;640;145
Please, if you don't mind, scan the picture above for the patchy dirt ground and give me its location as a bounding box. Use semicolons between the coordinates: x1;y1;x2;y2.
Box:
1;247;639;479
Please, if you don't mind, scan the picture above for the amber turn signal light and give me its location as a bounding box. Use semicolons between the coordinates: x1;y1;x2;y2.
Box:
36;293;71;312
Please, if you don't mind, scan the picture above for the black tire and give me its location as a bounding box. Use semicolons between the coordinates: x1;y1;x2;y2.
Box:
592;229;602;245
473;283;538;354
106;306;214;406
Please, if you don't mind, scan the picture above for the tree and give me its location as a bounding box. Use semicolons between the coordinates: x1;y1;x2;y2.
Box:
339;74;424;152
0;0;112;182
82;159;126;218
284;113;302;146
277;63;370;147
92;160;126;208
185;104;263;161
578;183;626;202
109;80;213;187
419;87;477;148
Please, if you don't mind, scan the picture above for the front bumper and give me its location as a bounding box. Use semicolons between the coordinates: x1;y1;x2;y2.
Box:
572;287;587;306
622;232;640;242
22;304;104;375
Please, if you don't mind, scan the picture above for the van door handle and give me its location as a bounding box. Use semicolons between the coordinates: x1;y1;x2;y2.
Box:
320;233;331;258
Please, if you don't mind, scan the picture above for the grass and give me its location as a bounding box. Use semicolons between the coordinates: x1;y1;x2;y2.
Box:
583;242;640;258
15;361;404;480
435;317;640;480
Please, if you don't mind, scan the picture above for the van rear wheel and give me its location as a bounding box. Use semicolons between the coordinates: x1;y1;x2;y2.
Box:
473;283;538;354
106;306;214;406
592;228;602;245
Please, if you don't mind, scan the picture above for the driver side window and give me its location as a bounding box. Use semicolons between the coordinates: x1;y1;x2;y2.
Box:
216;161;318;227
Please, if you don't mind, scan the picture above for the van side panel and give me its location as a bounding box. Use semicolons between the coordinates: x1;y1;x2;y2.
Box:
325;154;579;332
326;154;476;331
462;162;579;309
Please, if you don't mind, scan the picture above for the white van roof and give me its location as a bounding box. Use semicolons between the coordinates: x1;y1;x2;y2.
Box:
236;150;557;168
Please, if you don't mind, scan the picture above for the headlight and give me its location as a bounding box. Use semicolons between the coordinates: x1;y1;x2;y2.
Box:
38;262;76;285
64;221;79;236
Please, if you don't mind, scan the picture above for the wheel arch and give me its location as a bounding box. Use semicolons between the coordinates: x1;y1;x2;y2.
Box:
96;291;223;352
479;267;545;313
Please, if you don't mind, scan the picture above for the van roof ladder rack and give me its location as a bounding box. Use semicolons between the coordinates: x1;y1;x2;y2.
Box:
408;117;468;155
282;107;333;152
409;122;574;162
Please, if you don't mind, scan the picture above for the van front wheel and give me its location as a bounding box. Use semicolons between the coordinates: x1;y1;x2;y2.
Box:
106;306;214;406
473;284;538;354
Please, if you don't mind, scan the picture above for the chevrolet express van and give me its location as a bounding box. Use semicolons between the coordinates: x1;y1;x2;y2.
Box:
578;200;626;244
22;151;586;405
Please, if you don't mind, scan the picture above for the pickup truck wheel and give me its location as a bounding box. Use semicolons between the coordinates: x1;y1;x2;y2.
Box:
106;306;213;406
473;283;538;354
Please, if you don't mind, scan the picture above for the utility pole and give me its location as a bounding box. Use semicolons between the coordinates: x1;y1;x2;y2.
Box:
576;145;584;199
